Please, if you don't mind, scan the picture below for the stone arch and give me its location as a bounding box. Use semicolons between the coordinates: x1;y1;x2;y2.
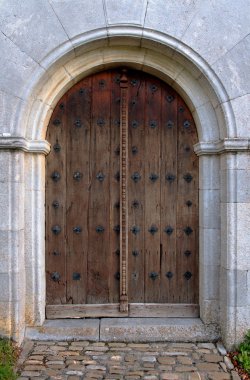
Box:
9;27;240;345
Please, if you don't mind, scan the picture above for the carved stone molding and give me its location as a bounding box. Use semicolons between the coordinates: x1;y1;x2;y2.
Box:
0;136;51;155
194;138;250;156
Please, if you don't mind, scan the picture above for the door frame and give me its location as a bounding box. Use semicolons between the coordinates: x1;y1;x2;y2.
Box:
15;30;232;342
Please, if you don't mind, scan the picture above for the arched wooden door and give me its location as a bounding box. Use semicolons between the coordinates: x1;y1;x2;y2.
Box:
45;68;199;318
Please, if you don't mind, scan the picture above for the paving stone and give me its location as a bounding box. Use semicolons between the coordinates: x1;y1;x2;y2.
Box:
207;373;231;380
216;342;227;356
204;354;223;363
231;371;241;380
158;357;175;365
17;340;237;380
196;363;220;371
177;356;193;365
219;361;228;372
176;366;197;372
160;374;180;380
224;356;234;370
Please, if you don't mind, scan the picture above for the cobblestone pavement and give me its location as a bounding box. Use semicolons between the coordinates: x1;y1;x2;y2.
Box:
17;341;240;380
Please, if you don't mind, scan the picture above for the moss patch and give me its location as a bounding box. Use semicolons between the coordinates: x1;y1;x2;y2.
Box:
0;338;18;380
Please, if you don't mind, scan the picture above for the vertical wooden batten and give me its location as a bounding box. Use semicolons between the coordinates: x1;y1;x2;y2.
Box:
119;70;129;313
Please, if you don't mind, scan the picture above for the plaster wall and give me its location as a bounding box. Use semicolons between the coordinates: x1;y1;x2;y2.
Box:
0;0;249;349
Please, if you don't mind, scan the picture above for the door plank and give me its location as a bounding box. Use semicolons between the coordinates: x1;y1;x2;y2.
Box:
46;96;67;304
65;78;91;304
46;304;125;319
129;303;199;317
87;72;112;304
160;85;178;303
127;72;146;303
144;76;161;303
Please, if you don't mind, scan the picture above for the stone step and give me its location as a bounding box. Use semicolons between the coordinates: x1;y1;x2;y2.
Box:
25;318;220;342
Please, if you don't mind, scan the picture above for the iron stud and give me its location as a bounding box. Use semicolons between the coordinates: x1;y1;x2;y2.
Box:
96;172;105;182
132;250;139;257
74;119;82;128
73;226;82;234
73;171;83;181
131;172;141;183
51;171;61;182
166;120;174;129
115;249;120;256
131;79;138;86
132;146;138;155
52;200;59;209
131;225;140;235
51;225;61;235
113;225;120;234
184;271;192;280
115;272;120;280
51;272;60;281
166;173;176;182
149;173;158;183
148;225;158;235
149;272;158;280
186;200;192;207
166;95;175;103
150;84;158;92
96;225;105;233
149;120;157;129
164;226;174;235
131;120;139;129
72;272;81;280
53;118;61;126
166;271;173;279
184;226;193;236
184;120;191;128
184;250;192;257
114;171;120;181
183;173;193;183
53;143;61;152
97;118;105;127
132;200;139;208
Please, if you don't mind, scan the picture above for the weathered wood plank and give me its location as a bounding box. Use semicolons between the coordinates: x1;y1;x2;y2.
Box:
46;304;126;319
129;303;199;317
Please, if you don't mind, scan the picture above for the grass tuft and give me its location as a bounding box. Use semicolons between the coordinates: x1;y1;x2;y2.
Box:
0;338;18;380
233;330;250;376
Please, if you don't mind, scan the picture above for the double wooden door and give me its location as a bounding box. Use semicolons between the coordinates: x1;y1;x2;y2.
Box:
45;68;199;318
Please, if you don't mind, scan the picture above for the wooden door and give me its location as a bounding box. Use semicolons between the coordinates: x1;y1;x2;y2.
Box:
46;69;199;319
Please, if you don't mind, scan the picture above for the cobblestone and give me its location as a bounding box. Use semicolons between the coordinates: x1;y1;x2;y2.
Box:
17;341;237;379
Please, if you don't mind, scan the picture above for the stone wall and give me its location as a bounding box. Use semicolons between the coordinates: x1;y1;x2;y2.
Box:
0;0;249;348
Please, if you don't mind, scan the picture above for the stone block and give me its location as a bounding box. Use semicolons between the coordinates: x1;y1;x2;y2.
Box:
200;264;220;300
200;300;219;325
0;32;38;98
220;169;250;203
25;319;99;341
105;0;147;25
182;1;250;65
220;268;248;307
0;230;23;272
0;183;24;230
199;189;220;229
221;153;250;171
100;318;220;342
221;305;250;349
0;0;69;63
212;34;250;99
231;94;250;137
24;155;45;192
50;0;106;39
0;151;24;183
236;203;250;270
192;101;219;142
0;90;25;135
144;0;199;40
199;156;220;190
199;228;220;266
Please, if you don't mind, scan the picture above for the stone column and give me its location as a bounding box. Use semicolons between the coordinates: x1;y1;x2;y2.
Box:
220;152;250;348
0;138;50;343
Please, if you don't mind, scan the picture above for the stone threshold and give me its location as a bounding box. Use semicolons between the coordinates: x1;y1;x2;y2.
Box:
25;318;220;342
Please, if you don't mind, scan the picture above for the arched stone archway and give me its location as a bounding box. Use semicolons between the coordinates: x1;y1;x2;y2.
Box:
1;28;248;348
